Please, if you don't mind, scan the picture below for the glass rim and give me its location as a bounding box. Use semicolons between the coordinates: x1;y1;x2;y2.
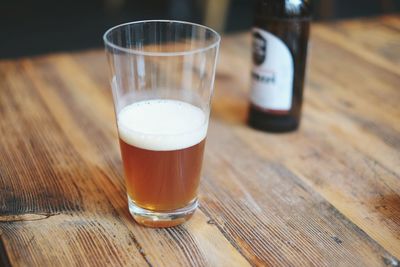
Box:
103;20;221;57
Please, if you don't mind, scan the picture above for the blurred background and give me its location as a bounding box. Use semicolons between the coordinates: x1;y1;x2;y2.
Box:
1;0;399;59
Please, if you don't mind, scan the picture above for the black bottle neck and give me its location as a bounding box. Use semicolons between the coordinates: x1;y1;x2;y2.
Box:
255;0;312;19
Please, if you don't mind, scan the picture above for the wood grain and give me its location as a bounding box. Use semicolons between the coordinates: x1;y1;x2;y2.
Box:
1;15;399;266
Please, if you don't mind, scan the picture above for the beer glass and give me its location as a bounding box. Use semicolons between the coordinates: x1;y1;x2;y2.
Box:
104;21;220;227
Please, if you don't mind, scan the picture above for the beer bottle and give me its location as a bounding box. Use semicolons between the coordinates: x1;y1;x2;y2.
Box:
248;0;311;132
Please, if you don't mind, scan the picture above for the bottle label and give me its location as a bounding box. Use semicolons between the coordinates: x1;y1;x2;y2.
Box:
250;28;294;112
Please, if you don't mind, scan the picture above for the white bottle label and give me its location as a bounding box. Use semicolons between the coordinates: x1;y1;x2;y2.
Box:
250;28;294;111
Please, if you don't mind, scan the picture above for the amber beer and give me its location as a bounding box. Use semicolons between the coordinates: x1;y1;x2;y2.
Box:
120;139;205;211
117;99;207;212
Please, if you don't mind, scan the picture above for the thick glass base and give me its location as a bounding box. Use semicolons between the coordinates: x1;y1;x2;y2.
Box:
128;196;198;228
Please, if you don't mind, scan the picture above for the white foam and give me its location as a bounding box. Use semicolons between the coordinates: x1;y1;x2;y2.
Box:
117;99;208;151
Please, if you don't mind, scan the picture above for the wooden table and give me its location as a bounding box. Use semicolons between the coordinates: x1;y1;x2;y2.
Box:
1;15;399;266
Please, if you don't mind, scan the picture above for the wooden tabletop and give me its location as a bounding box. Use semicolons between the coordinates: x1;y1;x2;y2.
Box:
1;15;399;266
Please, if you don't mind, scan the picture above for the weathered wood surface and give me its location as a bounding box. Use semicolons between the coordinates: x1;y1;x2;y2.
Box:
1;16;399;266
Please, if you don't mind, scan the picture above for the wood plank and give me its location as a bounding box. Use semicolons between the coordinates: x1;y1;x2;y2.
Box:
328;16;400;66
312;21;400;77
201;121;398;266
210;17;400;261
0;60;148;266
74;22;400;265
382;15;400;30
307;35;400;173
1;16;399;266
0;56;251;267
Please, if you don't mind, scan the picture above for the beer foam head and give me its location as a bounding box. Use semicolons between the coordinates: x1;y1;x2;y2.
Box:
117;99;207;151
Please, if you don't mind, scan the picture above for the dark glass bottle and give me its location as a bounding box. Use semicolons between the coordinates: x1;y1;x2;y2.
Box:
248;0;311;132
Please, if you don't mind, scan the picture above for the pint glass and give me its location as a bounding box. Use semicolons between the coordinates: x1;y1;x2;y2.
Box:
104;21;220;227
